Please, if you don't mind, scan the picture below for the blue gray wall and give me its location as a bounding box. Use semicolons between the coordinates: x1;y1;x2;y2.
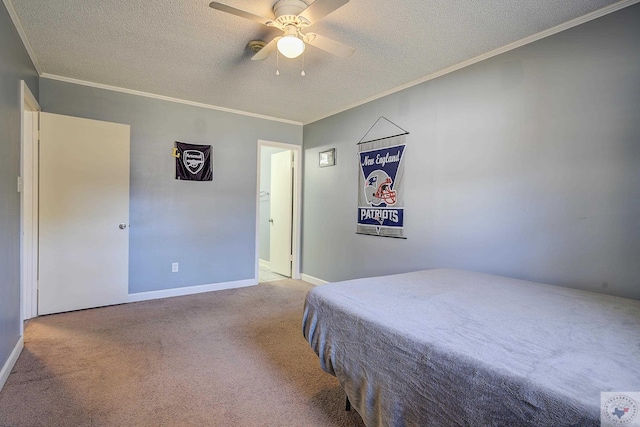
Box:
39;79;302;293
0;4;39;371
302;5;640;300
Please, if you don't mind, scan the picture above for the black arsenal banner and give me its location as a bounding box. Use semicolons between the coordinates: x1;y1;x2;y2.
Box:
175;142;213;181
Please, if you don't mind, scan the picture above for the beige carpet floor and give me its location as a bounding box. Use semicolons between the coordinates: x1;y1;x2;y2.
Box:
0;279;365;427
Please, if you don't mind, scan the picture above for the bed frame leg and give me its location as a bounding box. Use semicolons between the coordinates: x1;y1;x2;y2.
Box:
345;396;351;411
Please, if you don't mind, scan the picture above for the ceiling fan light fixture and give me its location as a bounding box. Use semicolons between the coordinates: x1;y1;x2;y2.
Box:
277;35;305;59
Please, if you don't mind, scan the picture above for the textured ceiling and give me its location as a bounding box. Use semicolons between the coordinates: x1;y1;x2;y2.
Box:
9;0;624;124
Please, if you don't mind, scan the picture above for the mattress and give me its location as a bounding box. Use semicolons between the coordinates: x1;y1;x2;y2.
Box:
302;269;640;426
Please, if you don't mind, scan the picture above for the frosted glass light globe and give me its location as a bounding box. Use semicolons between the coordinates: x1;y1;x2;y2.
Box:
277;35;305;59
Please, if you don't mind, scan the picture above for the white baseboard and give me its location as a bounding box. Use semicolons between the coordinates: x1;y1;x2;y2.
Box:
0;336;24;392
128;278;257;303
301;273;328;286
259;259;270;269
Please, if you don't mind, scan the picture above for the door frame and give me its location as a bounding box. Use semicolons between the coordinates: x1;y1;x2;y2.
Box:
20;80;40;327
255;140;302;281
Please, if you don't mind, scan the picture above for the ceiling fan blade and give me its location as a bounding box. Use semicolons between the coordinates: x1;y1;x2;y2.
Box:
305;33;354;58
251;37;280;61
209;2;273;26
298;0;349;25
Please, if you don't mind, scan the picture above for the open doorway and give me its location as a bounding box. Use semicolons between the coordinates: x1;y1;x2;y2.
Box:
256;140;301;283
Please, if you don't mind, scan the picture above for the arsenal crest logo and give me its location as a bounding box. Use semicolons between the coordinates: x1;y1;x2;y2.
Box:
183;150;205;175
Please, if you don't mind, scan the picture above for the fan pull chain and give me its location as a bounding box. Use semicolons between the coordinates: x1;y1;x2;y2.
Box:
276;50;280;76
301;51;306;76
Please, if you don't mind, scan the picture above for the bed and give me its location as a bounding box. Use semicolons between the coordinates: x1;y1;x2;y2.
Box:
302;269;640;426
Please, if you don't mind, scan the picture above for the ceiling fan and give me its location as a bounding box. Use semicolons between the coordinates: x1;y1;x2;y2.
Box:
209;0;355;61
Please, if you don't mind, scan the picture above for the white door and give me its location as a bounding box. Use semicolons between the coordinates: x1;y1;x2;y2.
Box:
269;150;293;277
21;104;39;320
38;112;130;315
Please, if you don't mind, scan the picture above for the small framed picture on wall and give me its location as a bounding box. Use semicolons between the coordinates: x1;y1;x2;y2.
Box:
319;148;336;167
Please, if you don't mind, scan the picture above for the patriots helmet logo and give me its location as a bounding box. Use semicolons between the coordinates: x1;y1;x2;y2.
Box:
364;170;397;206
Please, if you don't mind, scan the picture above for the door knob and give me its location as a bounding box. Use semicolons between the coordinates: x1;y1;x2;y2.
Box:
119;223;127;229
269;219;274;224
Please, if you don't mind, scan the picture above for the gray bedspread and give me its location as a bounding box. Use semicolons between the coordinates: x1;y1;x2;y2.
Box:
302;269;640;426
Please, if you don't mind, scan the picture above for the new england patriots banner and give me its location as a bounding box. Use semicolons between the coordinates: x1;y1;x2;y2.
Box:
358;135;407;238
175;141;213;181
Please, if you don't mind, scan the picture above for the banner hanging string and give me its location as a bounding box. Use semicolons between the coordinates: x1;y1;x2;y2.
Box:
358;116;409;145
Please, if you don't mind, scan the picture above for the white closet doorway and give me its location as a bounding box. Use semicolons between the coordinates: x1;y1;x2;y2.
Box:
256;141;301;283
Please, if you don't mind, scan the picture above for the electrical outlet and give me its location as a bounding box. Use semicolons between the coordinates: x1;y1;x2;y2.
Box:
172;262;179;273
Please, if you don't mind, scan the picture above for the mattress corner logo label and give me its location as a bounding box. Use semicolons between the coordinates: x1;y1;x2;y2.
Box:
358;144;405;229
601;392;640;426
183;150;205;175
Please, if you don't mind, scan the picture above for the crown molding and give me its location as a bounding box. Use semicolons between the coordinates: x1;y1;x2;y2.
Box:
41;74;303;126
5;0;636;126
2;0;42;75
305;0;640;125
